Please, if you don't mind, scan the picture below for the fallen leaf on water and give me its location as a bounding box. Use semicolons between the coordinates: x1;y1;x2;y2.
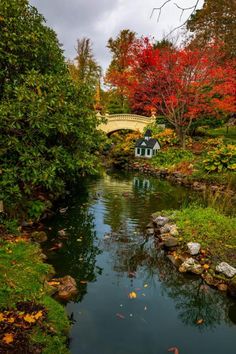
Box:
128;272;136;277
116;313;125;319
80;280;87;284
3;333;14;344
23;314;36;323
168;347;179;354
196;318;204;325
144;284;148;288
144;306;147;311
128;291;137;299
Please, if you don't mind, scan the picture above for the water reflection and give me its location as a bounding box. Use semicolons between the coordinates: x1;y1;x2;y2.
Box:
46;185;101;302
46;172;236;354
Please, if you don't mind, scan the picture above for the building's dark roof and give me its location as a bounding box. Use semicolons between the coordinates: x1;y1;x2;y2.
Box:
144;129;152;137
135;138;159;149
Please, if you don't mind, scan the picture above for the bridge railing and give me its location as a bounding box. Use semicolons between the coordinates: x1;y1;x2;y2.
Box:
97;112;156;122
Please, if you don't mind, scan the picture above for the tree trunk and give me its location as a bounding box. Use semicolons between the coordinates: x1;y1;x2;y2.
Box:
177;128;186;149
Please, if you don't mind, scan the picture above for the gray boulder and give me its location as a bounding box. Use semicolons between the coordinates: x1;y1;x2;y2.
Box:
169;225;179;237
216;262;236;278
179;258;203;275
160;224;171;234
153;216;169;227
187;242;201;255
161;236;179;248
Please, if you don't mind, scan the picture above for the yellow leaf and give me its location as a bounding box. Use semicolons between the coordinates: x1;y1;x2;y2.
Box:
144;284;148;288
3;333;14;344
203;264;210;270
34;311;43;320
7;317;15;323
0;313;5;322
48;281;60;286
24;314;36;323
128;291;137;299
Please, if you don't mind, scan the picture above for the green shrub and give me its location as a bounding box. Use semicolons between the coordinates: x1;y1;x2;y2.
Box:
151;148;194;168
203;145;236;172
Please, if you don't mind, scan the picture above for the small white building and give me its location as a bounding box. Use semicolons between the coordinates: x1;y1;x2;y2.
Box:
135;129;160;158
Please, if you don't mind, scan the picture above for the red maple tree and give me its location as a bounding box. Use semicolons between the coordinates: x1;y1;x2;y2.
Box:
108;38;236;148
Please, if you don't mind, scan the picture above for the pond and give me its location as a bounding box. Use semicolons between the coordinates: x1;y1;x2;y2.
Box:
46;171;236;354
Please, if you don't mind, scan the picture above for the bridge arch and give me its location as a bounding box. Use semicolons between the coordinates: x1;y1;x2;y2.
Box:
98;113;155;134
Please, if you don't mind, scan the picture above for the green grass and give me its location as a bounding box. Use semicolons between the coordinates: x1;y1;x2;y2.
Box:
203;126;236;144
164;206;236;267
0;240;70;353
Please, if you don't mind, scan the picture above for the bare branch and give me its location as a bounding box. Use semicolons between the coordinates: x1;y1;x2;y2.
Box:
151;0;201;37
150;0;171;22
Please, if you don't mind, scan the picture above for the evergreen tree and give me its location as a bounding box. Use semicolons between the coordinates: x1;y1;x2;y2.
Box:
0;0;100;220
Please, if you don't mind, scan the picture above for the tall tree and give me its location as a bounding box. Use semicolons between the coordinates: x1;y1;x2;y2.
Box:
0;0;100;219
105;29;136;113
114;38;235;148
187;0;236;58
68;38;101;88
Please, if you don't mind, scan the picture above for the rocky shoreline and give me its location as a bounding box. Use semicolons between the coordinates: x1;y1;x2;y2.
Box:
129;160;235;195
147;214;236;298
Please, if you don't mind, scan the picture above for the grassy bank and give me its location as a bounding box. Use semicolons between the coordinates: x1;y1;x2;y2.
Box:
163;206;236;267
0;238;70;353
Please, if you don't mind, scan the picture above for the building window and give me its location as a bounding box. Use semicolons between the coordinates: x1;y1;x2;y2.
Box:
147;149;150;156
137;148;140;154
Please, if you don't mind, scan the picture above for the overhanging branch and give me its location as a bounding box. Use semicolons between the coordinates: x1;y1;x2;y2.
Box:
151;0;201;37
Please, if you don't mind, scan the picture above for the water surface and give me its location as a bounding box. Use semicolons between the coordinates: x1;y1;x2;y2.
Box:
46;171;236;354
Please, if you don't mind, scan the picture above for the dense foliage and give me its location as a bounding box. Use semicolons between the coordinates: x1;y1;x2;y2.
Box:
0;0;100;220
106;36;235;148
203;145;236;172
187;0;236;58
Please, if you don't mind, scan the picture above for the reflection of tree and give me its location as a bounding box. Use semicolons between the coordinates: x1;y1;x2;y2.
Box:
101;171;200;232
105;228;233;329
146;252;233;329
46;182;101;302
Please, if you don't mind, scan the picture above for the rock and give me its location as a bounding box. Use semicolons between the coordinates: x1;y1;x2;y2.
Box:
31;231;47;243
146;222;154;229
169;225;179;237
179;258;203;275
202;273;220;287
54;275;78;301
160;224;171;234
166;254;182;268
153;216;169;227
146;228;155;235
187;242;201;256
58;229;67;237
161;236;179;248
217;283;228;292
216;262;236;278
228;276;236;298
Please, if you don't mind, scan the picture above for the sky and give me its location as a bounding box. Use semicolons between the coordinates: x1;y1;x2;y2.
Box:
30;0;204;72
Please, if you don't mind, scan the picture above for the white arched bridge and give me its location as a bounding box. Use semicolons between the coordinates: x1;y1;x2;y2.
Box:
98;113;156;134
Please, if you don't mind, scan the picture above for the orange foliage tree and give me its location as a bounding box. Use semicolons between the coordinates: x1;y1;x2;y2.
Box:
109;38;236;148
